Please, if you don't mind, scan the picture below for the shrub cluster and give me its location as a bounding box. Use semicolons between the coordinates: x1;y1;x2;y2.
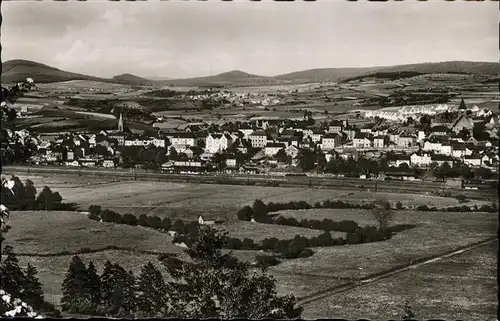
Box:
416;204;496;213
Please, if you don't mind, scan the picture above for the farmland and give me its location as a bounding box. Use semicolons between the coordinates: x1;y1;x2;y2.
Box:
301;240;498;320
3;171;497;318
5;173;489;222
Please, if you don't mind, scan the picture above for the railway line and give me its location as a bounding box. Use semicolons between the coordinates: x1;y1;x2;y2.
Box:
3;165;495;200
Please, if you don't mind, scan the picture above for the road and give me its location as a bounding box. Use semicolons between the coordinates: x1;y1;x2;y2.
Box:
3;165;495;200
296;237;497;307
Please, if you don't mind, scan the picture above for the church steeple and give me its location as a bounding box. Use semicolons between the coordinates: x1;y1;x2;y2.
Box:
118;112;124;132
458;98;467;114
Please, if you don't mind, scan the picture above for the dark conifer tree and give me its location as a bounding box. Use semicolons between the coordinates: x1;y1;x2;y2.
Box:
61;255;90;313
0;245;26;298
137;262;169;317
22;263;44;310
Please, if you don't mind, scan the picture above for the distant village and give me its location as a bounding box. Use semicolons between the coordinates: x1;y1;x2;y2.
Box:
2;97;499;184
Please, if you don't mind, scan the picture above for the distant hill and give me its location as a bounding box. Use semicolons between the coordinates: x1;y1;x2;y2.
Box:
275;61;500;83
111;73;154;85
1;59;105;84
161;70;281;87
1;59;154;86
2;59;498;87
338;61;500;83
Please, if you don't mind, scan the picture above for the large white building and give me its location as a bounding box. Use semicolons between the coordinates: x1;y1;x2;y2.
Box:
205;133;233;153
249;131;268;148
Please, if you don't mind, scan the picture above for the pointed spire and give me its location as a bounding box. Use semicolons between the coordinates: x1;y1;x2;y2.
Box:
458;98;467;110
118;112;124;132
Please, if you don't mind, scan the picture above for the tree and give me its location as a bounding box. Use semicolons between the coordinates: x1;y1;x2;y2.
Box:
237;206;253;221
22;264;44;310
86;261;102;311
371;199;394;234
136;262;170;317
1;246;26;299
88;205;102;221
435;162;452;181
274;149;288;163
165;225;302;319
36;186;54;210
100;261;137;317
401;300;416;320
61;256;92;314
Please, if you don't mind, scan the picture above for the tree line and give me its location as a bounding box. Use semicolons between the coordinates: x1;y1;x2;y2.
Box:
1;176;71;211
60;226;302;318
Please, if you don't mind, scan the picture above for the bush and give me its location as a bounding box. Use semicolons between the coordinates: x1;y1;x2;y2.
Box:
148;216;162;229
416;205;430;211
479;205;493;212
315;231;335;246
314;202;322;209
101;209;122;223
241;238;257;250
297;248;314;258
121;213;138;226
172;219;185;233
255;255;280;269
395;201;403;210
262;237;279;251
88;205;101;220
237;206;253;221
226;237;243;250
138;214;150;227
161;217;172;230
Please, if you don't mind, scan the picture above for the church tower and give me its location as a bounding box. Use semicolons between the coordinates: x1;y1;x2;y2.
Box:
458;98;467;115
118;112;124;132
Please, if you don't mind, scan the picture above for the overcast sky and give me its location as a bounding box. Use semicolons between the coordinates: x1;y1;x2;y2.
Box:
2;1;498;79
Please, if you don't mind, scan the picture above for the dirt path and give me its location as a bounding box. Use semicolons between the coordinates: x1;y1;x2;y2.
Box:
297;237;497;306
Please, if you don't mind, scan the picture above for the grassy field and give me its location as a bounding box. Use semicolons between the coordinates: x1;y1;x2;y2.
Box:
7;174;486;223
302;241;498;320
216;221;331;241
267;210;497;297
5;211;182;255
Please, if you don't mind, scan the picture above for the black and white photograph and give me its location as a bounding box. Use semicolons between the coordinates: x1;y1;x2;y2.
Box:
1;0;498;319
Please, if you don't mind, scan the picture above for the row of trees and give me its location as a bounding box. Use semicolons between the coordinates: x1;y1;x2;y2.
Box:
61;226;302;318
1;176;65;210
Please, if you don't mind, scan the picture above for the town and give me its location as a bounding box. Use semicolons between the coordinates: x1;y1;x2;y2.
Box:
2;85;498;189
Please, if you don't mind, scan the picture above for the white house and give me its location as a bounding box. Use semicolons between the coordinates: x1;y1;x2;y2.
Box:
102;160;115;168
373;136;389;149
310;129;325;143
265;142;285;157
205;133;233;153
170;133;198;149
353;135;372;148
397;135;416;148
410;152;432;167
320;133;342;151
249;131;268;148
285;145;300;158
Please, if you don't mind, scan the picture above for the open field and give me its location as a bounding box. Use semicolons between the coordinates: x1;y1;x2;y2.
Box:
302;241;498;320
216;221;330;241
5;211;182;255
6;173;489;222
268;210;496;297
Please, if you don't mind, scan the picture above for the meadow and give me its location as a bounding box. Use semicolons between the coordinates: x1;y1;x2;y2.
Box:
301;241;498;320
268;210;496;297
